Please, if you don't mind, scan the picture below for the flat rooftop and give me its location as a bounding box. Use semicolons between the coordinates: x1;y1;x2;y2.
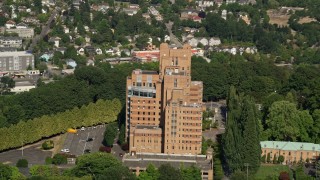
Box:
141;70;158;75
123;153;212;170
0;51;33;56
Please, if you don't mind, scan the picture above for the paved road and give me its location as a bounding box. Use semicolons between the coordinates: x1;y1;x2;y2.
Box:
28;8;58;51
165;21;183;47
62;125;106;156
0;142;52;166
204;101;226;129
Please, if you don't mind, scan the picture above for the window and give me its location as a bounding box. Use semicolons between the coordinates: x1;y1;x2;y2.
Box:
174;79;177;87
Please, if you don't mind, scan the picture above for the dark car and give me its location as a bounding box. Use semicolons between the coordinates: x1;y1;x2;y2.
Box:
86;138;94;142
84;149;91;153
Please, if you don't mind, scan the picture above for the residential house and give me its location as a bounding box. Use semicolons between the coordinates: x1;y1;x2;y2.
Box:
261;141;320;164
5;20;16;29
226;0;236;4
214;0;223;6
123;8;139;16
95;47;103;55
16;22;28;29
77;47;85;56
221;10;227;20
209;37;221;46
39;52;54;61
18;6;27;12
180;9;199;21
164;35;170;42
196;1;214;8
55;47;67;54
105;47;121;56
86;59;95;66
63;25;69;34
142;13;151;25
85;46;95;55
122;49;131;56
49;37;61;47
73;0;81;8
239;13;251;25
0;36;23;48
66;59;77;68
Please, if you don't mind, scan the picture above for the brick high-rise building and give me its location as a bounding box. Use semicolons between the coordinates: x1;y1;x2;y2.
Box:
126;43;203;155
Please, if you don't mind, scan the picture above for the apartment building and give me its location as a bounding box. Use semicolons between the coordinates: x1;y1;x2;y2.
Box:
5;28;34;38
261;141;320;164
126;43;203;155
0;36;23;48
0;51;34;71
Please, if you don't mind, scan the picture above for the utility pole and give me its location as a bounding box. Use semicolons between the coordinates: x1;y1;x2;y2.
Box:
21;140;24;157
244;163;249;180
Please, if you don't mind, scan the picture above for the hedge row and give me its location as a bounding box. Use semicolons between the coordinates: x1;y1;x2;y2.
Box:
0;99;122;151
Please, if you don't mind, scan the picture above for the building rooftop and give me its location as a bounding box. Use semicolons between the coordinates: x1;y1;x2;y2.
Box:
0;51;33;56
261;141;320;152
141;70;158;75
0;36;23;40
123;153;211;170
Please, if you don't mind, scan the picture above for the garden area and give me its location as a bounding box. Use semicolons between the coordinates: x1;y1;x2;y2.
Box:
255;164;292;180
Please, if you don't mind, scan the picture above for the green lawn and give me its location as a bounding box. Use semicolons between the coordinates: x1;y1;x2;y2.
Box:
255;164;290;180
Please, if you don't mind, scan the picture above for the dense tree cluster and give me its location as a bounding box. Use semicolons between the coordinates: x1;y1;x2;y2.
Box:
138;163;202;180
104;122;118;147
0;62;158;128
67;152;135;179
222;86;261;174
0;99;121;151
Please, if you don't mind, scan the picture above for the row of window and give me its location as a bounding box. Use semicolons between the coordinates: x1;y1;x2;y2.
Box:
167;146;198;151
137;139;161;143
130;100;160;104
132;82;156;87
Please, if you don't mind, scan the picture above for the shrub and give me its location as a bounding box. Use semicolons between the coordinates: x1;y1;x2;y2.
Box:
42;140;54;150
52;154;67;165
121;143;129;151
261;155;266;163
45;157;53;165
16;159;28;167
278;155;285;164
279;171;290;180
99;146;111;153
267;153;271;163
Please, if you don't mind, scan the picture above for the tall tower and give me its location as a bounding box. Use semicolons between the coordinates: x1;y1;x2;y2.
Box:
126;43;203;155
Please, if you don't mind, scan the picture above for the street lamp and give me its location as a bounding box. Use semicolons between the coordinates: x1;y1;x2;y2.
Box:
244;163;250;180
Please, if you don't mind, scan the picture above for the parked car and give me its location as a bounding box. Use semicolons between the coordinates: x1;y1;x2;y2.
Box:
61;148;70;153
86;138;94;142
81;127;85;131
84;149;91;153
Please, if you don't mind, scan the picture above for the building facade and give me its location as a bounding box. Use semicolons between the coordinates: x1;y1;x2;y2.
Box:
0;51;34;71
261;141;320;164
0;36;23;48
126;43;203;155
5;28;34;38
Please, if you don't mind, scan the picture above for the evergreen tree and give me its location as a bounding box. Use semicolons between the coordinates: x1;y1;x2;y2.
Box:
223;87;261;174
222;86;242;173
240;97;261;173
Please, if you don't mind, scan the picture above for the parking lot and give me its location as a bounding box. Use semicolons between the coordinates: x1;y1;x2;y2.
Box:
62;124;106;156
